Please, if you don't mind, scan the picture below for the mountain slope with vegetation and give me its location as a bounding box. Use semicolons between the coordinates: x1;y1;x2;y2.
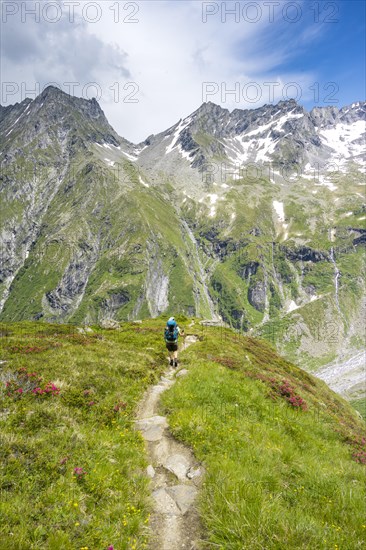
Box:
0;319;365;549
1;87;365;400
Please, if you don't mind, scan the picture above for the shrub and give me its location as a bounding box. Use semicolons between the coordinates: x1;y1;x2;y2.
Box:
4;368;60;400
269;378;308;410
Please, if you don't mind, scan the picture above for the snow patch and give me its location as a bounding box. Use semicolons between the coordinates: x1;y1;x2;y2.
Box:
5;113;23;135
245;111;303;138
139;175;149;188
246;119;276;137
166;117;192;155
225;131;277;164
287;300;299;312
135;144;148;155
207;193;219;217
178;145;193;162
316;175;337;191
273;200;285;222
122;151;138;161
208;194;218;204
320;120;365;160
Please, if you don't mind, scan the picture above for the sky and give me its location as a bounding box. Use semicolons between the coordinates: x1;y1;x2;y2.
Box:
1;0;365;143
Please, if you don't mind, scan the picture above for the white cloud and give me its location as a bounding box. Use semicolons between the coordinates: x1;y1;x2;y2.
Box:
1;0;322;143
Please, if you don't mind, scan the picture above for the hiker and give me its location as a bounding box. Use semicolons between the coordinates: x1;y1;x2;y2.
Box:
164;317;184;367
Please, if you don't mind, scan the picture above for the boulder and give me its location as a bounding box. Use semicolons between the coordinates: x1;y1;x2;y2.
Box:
99;319;120;330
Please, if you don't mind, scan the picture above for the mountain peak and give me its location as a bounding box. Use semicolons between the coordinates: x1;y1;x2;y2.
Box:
0;84;123;151
277;98;299;107
194;101;228;117
39;85;66;101
31;86;110;124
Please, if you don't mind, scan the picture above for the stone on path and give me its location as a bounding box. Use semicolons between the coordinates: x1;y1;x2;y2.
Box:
164;453;191;481
153;487;181;515
135;415;168;430
135;416;168;442
187;467;202;480
166;485;198;515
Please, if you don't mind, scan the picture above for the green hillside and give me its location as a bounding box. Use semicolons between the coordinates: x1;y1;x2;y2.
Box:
0;319;365;549
1;90;365;387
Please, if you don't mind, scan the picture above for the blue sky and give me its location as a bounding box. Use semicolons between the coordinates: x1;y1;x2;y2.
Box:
276;0;366;108
1;0;365;142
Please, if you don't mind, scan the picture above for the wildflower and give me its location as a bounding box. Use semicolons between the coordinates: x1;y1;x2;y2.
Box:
114;401;127;412
74;467;87;478
60;456;69;465
44;382;60;396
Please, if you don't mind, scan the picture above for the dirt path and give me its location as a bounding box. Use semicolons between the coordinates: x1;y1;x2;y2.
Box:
135;335;203;550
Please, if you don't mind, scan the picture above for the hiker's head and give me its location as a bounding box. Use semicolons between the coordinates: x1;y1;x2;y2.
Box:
167;317;177;328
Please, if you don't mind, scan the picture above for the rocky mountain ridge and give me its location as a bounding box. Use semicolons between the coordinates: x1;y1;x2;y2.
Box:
137;98;365;178
1;87;365;397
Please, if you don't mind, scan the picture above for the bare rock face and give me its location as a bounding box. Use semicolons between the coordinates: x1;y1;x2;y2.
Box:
146;250;169;317
248;281;266;312
100;292;129;317
45;244;99;316
239;261;259;281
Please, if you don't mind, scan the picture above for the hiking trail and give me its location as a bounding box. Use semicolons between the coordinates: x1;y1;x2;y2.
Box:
135;333;203;550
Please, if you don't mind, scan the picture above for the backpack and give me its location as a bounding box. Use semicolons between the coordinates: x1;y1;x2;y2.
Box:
165;322;179;343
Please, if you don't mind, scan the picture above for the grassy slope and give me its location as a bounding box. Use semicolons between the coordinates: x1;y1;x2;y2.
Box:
0;319;169;550
1;320;365;549
162;324;366;550
351;398;366;421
